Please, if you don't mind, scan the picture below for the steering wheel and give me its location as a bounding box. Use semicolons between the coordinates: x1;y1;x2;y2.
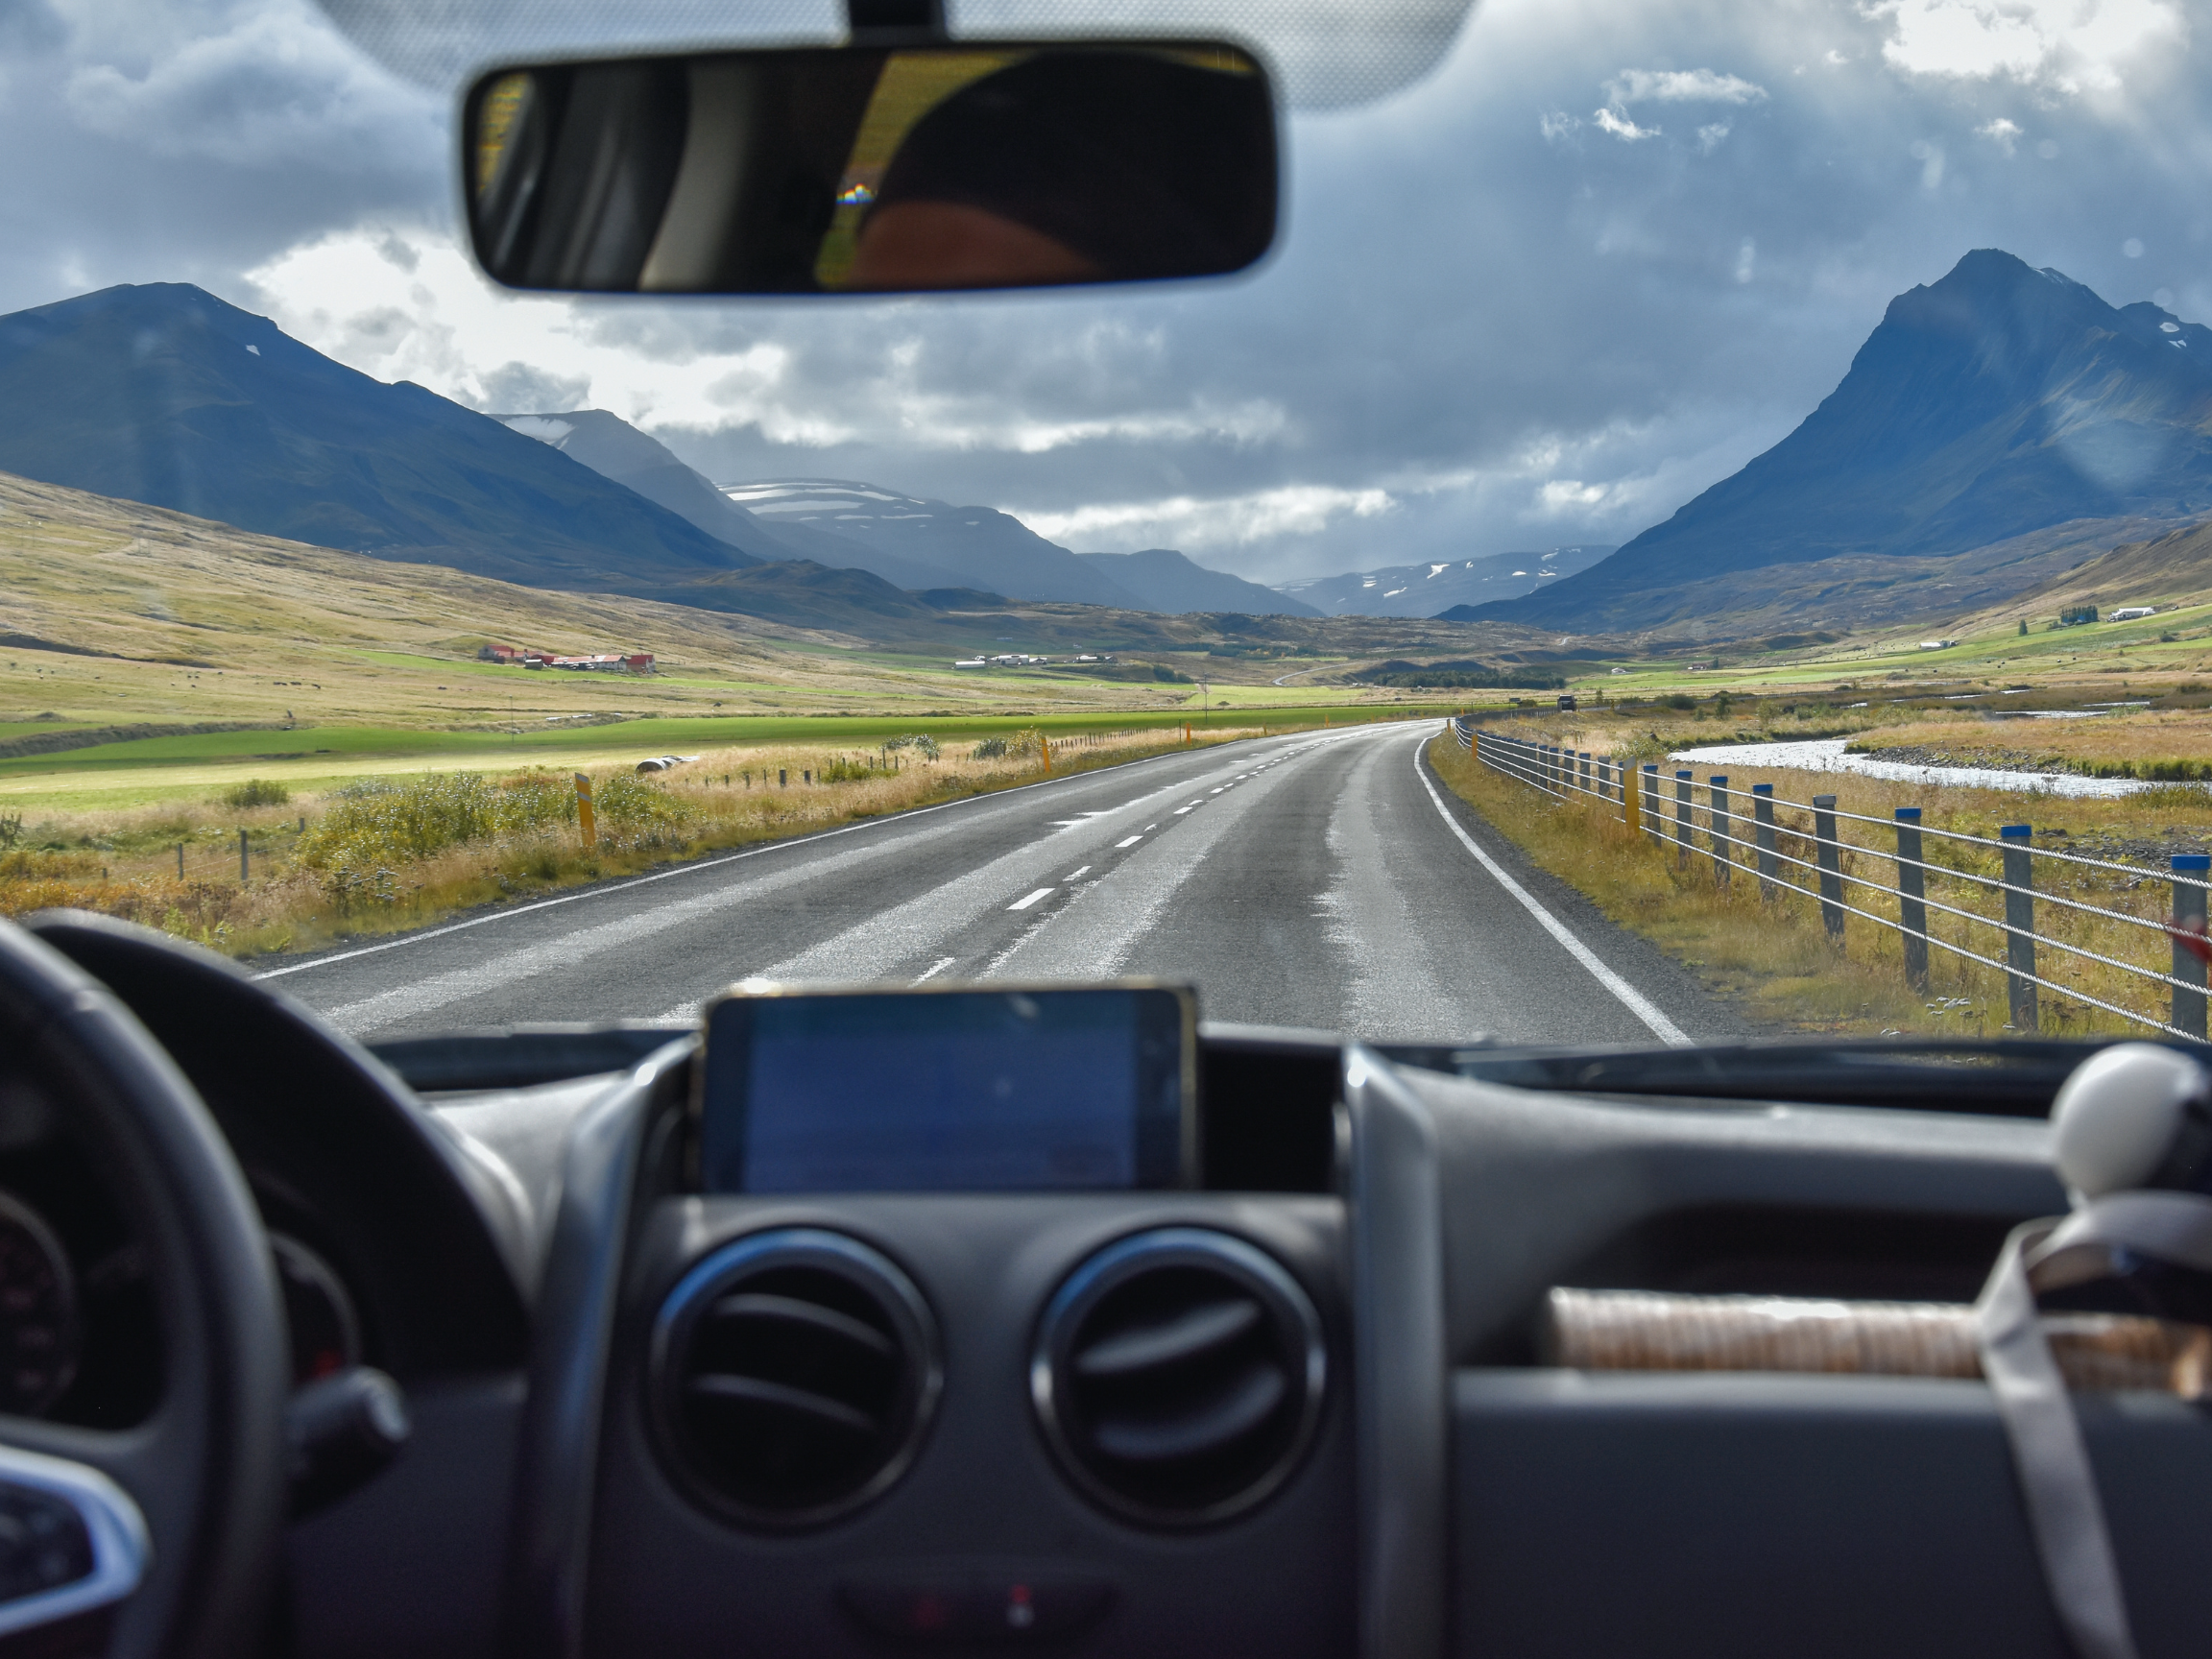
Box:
0;920;287;1657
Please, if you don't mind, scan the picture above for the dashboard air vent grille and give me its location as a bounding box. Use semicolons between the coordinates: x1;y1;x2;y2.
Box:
1033;1228;1324;1527
650;1229;940;1528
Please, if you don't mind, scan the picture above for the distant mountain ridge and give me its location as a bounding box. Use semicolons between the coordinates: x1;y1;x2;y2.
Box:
0;283;768;591
1277;546;1615;617
720;478;1145;607
481;416;1312;616
1076;548;1321;616
1478;250;2212;631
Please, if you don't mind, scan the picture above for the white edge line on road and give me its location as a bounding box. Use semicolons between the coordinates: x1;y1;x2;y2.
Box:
1008;887;1055;911
252;728;1342;982
1410;731;1691;1047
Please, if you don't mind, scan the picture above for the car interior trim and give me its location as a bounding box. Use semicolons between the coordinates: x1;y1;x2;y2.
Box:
0;1442;150;1638
1343;1044;1446;1659
499;1035;691;1659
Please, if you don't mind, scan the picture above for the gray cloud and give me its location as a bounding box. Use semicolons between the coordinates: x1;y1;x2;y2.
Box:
3;0;2206;588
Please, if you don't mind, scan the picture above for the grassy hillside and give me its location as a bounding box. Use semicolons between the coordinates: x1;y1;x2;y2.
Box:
0;469;1493;813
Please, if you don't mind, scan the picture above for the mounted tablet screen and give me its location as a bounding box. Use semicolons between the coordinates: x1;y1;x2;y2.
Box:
697;986;1196;1192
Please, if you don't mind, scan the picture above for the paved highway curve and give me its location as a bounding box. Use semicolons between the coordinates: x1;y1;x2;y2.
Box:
264;720;1746;1046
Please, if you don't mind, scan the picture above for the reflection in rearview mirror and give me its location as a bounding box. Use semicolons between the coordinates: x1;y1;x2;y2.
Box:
465;44;1277;296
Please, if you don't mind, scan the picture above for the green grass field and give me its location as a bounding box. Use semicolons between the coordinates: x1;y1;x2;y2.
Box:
0;704;1426;812
1564;600;2212;694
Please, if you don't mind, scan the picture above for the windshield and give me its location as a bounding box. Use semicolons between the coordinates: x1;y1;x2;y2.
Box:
3;0;2208;1054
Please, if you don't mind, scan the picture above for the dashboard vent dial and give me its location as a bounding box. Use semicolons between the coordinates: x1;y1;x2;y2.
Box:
1032;1228;1325;1527
649;1229;941;1529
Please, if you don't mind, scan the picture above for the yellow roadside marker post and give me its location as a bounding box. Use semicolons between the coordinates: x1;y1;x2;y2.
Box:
574;772;596;847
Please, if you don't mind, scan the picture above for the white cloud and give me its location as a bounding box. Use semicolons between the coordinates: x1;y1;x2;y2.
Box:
1603;67;1769;105
1863;0;2185;94
1537;479;1610;511
248;224;1295;457
1977;115;2023;155
1734;237;1757;282
1539;109;1581;140
1017;484;1398;552
1594;106;1660;141
1909;137;1945;188
61;0;433;169
1696;121;1733;154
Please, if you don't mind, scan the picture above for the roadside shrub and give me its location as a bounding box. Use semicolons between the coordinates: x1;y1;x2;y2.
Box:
296;772;572;871
222;779;291;808
593;773;694;831
972;731;1041;762
884;733;940;759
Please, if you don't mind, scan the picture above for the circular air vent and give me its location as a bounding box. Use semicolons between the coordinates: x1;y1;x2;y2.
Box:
649;1229;941;1529
1031;1228;1325;1527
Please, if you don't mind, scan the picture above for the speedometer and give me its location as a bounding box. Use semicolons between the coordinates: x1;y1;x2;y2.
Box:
0;1192;77;1416
271;1234;362;1385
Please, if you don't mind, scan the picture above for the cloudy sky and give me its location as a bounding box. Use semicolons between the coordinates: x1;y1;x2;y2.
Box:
1;0;2205;584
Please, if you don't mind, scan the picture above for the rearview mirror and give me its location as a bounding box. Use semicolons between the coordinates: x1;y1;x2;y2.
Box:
464;43;1278;296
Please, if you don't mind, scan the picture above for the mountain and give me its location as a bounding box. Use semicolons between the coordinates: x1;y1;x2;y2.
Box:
721;479;1149;607
1076;548;1321;616
485;413;1316;619
1280;546;1616;618
493;409;780;551
0;284;771;592
1475;250;2212;632
491;410;926;579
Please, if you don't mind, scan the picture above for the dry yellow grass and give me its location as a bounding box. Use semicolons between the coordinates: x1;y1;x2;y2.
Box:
3;725;1269;957
1848;707;2212;780
1431;729;2212;1041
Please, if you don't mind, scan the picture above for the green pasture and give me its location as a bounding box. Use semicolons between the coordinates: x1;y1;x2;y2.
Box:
0;703;1432;814
1564;601;2212;694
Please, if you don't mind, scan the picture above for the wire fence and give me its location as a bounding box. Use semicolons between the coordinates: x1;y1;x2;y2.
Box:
1453;718;2212;1043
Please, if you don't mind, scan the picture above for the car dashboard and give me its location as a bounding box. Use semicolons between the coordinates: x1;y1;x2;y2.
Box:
14;919;2212;1659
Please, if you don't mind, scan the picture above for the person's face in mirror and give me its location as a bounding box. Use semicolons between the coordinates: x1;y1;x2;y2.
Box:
846;201;1103;291
830;50;1270;294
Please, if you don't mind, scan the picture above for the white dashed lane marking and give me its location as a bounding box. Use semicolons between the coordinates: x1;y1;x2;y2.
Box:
1115;836;1142;849
1008;887;1055;911
1065;866;1092;880
914;956;956;983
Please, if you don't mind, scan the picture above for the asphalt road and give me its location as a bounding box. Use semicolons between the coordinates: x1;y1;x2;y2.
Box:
264;720;1747;1047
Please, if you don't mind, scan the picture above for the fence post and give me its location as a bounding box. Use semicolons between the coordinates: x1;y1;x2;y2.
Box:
1641;764;1660;843
1894;807;1929;992
2175;854;2208;1041
177;843;184;879
1813;794;1845;946
1752;784;1777;901
2000;825;2036;1033
575;772;598;847
1673;770;1693;866
1707;777;1731;887
238;829;249;885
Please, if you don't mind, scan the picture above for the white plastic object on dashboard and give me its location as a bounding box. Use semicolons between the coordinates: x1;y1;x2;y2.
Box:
1975;1043;2212;1659
2050;1043;2211;1200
